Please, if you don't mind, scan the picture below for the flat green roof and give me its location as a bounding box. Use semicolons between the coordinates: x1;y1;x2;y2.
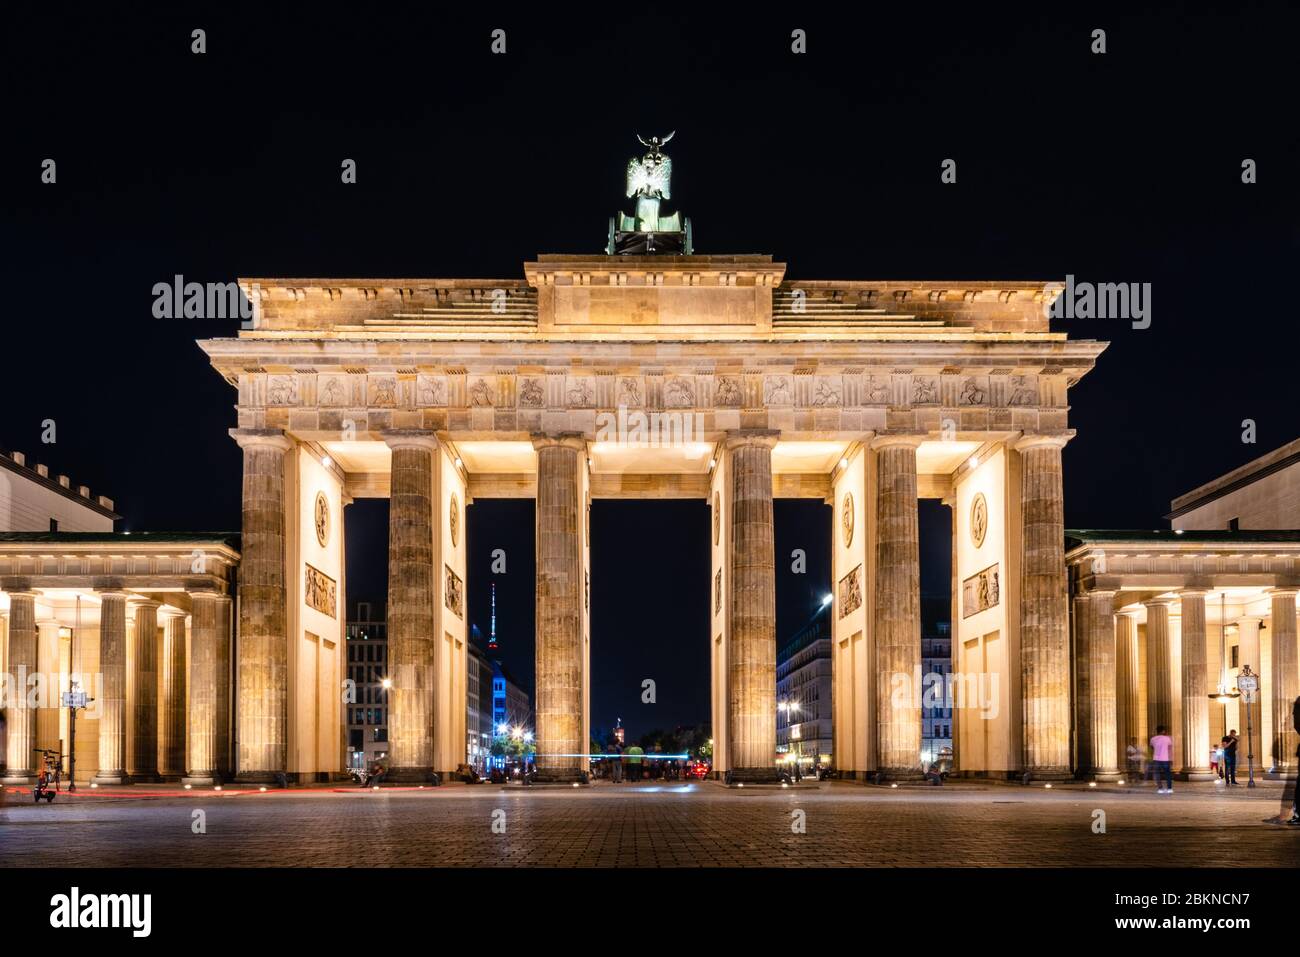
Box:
1066;529;1300;547
0;532;240;548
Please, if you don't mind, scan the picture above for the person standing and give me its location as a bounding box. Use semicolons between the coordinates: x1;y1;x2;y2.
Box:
1222;731;1239;786
1150;726;1174;794
610;742;623;783
1125;737;1143;783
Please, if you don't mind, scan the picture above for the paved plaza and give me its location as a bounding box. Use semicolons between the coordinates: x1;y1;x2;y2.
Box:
0;780;1295;868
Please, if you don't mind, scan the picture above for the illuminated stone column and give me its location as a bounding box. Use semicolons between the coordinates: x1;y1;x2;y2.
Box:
92;591;130;785
1016;434;1072;779
533;433;586;783
184;593;223;785
158;609;188;779
384;430;438;782
1115;611;1141;773
872;435;923;779
214;595;233;777
726;430;779;783
127;599;160;782
1236;616;1263;772
1;591;38;784
231;428;292;782
1081;591;1119;780
1269;589;1298;776
1177;590;1214;779
1145;598;1175;737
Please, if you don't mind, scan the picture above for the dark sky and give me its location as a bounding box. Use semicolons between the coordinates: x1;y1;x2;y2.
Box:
4;7;1296;740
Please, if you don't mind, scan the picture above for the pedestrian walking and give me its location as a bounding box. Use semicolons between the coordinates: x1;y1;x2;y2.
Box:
1150;725;1174;794
1275;696;1299;824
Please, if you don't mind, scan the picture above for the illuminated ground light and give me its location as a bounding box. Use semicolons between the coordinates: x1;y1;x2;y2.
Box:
259;786;267;792
90;782;99;789
891;783;899;789
1118;779;1126;785
1089;781;1097;787
214;785;222;791
184;784;192;790
1045;783;1053;789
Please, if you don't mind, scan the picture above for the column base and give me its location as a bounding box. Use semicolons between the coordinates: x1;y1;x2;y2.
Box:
181;773;221;787
384;767;440;784
234;770;289;786
1021;767;1075;783
1176;769;1217;782
2;771;36;785
1088;770;1123;783
531;767;586;784
726;767;783;785
872;768;927;784
90;772;131;786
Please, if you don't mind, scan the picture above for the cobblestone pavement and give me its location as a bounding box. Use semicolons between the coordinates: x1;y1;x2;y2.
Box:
0;780;1295;867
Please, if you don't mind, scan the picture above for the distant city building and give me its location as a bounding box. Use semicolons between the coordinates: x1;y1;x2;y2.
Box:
492;661;531;734
467;625;494;774
921;595;953;767
776;601;832;773
345;601;388;771
1169;436;1300;530
0;445;118;532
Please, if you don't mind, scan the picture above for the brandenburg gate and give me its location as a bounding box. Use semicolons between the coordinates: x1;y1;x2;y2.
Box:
198;244;1106;783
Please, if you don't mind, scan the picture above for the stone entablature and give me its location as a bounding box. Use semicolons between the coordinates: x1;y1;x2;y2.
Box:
0;533;240;595
1067;531;1300;594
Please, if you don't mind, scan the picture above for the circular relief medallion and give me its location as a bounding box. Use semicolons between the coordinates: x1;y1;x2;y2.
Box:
713;491;721;545
970;492;988;549
314;491;330;548
841;492;855;547
449;493;460;547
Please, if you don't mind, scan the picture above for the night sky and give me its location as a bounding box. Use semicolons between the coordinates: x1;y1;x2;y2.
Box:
4;7;1296;741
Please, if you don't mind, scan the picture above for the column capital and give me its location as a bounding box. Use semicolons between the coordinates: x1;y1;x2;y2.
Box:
722;429;779;452
531;431;586;453
869;432;924;451
158;605;188;621
1143;596;1177;608
382;429;440;453
1266;587;1299;599
1234;615;1265;627
229;428;293;452
1014;430;1075;452
95;588;131;600
1178;587;1213;599
187;590;229;605
128;597;161;610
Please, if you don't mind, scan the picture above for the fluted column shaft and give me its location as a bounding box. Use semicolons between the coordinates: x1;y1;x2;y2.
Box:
232;429;291;781
1017;435;1072;778
1115;612;1141;772
1145;599;1175;737
533;433;585;782
1270;590;1298;775
159;611;187;778
1082;591;1119;778
128;600;160;781
184;594;222;784
214;596;232;776
385;432;438;780
2;592;38;783
727;431;778;781
93;591;129;784
873;436;922;777
1179;591;1213;778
